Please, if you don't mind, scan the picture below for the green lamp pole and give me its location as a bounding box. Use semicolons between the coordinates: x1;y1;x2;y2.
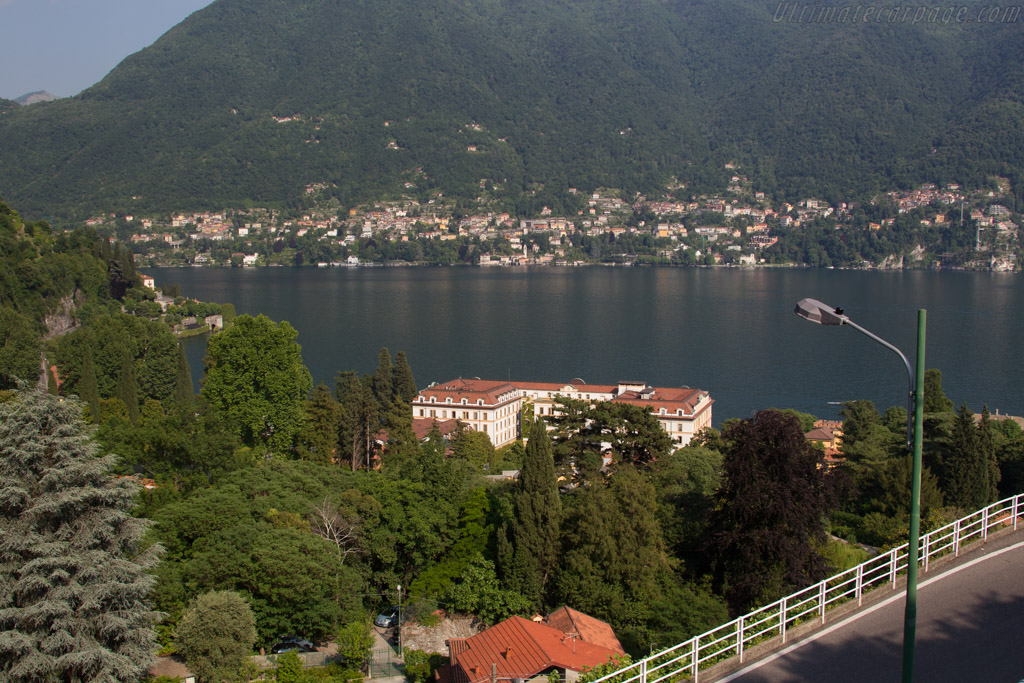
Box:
794;299;926;683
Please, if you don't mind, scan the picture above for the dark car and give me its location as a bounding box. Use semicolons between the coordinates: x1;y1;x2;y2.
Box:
270;636;316;654
374;606;400;628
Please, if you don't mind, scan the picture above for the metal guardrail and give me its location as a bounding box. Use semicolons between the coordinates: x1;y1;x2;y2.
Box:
589;493;1023;683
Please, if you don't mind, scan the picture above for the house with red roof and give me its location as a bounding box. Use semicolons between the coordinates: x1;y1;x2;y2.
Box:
442;609;624;683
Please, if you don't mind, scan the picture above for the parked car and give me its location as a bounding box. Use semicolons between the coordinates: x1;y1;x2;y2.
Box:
374;606;400;628
270;636;316;654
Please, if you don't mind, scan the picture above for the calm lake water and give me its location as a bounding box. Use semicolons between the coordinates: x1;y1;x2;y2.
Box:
151;266;1024;425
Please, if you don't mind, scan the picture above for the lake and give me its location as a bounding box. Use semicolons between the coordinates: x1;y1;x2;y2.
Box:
150;266;1024;425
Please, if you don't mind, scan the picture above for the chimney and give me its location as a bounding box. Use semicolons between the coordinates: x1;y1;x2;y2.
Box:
502;647;513;659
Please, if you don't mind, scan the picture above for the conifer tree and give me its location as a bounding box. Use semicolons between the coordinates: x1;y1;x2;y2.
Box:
499;418;561;607
392;351;417;403
116;346;139;424
977;406;1001;502
79;344;102;422
371;347;394;410
174;341;194;407
301;384;342;464
923;368;955;414
0;389;161;682
943;403;989;510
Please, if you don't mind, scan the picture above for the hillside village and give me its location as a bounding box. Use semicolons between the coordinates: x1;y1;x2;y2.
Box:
87;171;1021;271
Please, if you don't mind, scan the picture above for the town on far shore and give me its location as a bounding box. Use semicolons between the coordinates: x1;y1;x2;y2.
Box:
86;167;1019;271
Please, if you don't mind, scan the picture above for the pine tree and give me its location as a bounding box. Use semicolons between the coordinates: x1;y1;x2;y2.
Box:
116;346;139;424
79;344;102;422
392;351;417;403
499;418;561;608
0;389;161;682
174;341;194;407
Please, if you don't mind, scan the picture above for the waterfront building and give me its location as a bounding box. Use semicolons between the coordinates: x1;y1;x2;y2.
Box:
411;377;713;449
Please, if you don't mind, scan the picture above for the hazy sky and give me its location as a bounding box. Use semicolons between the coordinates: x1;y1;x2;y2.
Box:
0;0;215;100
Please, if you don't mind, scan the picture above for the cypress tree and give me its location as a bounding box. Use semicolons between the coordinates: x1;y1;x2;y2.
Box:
392;350;417;403
116;346;139;424
0;389;161;682
174;341;194;407
977;406;1000;503
79;344;102;422
500;418;561;607
371;347;393;410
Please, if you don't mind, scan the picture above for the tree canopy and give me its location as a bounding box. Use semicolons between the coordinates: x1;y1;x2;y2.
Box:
201;314;312;454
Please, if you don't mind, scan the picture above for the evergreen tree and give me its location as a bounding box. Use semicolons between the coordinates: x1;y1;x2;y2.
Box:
351;379;380;471
300;384;342;464
335;370;362;467
174;341;194;407
923;368;955;414
943;403;990;510
115;346;139;424
0;389;161;682
553;468;670;635
977;406;1001;503
371;347;394;410
392;350;417;403
79;344;102;422
498;418;561;608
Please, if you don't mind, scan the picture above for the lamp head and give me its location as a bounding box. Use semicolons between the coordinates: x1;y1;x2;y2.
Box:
795;298;849;326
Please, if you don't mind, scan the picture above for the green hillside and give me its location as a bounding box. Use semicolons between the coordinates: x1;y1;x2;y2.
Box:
0;0;1022;218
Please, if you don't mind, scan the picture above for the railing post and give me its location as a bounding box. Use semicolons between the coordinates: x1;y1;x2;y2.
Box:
890;547;899;588
923;533;930;572
737;616;745;662
819;581;826;624
856;564;864;606
639;656;647;683
1015;495;1020;531
780;596;788;643
691;636;699;682
982;506;990;541
954;519;962;557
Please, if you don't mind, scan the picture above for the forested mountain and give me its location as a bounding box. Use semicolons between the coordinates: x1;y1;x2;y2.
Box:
1;0;1022;219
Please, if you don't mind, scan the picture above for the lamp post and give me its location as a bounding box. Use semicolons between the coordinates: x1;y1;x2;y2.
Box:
794;298;926;683
397;584;402;654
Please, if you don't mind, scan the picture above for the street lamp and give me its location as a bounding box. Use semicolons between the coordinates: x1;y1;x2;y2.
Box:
794;298;926;683
397;585;402;654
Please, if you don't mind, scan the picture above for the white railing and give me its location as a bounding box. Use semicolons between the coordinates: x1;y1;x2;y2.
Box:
589;493;1023;683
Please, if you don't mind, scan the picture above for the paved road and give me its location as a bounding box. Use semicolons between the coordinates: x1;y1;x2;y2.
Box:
721;536;1024;682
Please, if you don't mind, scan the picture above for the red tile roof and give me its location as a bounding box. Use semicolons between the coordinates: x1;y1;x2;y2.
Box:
450;616;621;683
416;379;520;405
545;607;625;654
412;418;464;441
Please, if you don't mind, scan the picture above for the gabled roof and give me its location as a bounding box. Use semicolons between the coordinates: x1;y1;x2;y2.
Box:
545;607;625;654
449;616;621;683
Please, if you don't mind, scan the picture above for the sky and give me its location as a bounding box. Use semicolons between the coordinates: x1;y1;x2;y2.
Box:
0;0;215;100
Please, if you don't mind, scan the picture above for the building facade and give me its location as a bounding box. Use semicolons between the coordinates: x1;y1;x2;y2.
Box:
412;378;713;449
